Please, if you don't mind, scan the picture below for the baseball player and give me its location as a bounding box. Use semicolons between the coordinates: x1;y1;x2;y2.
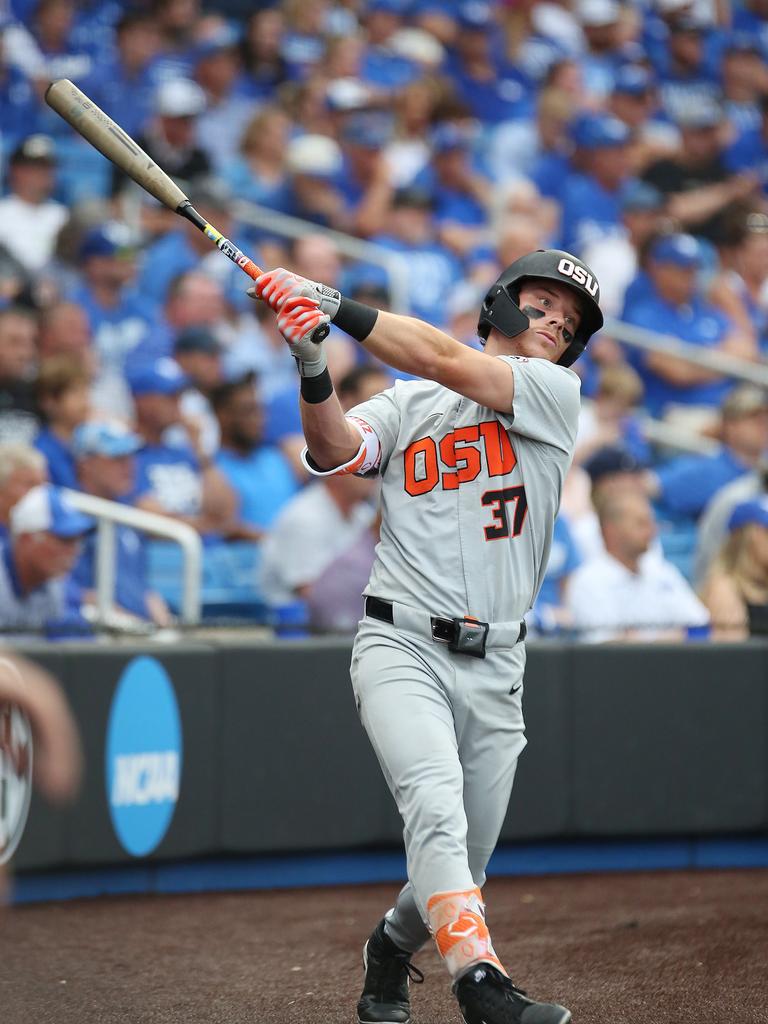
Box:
250;249;603;1024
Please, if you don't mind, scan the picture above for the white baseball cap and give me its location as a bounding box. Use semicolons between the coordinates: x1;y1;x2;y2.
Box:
154;78;207;118
286;134;343;178
11;484;94;538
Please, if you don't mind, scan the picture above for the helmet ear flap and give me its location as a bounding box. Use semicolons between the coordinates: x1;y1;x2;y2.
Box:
477;284;530;341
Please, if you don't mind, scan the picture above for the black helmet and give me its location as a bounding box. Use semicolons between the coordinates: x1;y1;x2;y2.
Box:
477;249;604;367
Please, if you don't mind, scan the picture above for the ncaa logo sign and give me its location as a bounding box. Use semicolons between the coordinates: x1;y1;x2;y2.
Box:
106;657;182;857
0;701;32;865
557;257;599;297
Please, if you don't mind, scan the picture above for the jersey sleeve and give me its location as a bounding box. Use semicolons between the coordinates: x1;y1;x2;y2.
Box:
497;356;581;455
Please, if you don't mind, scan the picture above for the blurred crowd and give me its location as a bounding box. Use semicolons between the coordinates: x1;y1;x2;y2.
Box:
1;0;768;641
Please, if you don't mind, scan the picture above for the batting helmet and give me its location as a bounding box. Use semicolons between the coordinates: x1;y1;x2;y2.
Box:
477;249;604;367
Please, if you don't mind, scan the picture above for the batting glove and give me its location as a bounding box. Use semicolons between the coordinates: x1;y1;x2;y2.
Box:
249;267;342;319
276;295;331;377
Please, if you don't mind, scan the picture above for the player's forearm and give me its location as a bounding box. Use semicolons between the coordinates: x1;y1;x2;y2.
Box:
361;310;464;380
300;390;362;470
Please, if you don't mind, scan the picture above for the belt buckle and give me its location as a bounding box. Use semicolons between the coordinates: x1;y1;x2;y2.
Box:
431;616;455;645
448;616;489;659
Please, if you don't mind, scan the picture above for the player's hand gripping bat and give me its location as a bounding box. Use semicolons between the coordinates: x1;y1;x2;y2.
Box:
44;78;330;342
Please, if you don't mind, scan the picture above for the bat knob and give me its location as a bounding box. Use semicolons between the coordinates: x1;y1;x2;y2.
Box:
310;322;330;344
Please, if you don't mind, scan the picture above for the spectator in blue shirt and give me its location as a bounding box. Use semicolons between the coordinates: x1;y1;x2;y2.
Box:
559;113;632;255
211;372;300;539
651;14;719;120
647;384;768;523
442;1;533;124
79;10;161;140
33;355;91;489
239;7;290;100
222;104;292;212
336;113;396;238
642;95;761;243
622;233;752;420
0;482;92;639
725;93;768;197
71;419;171;625
192;22;255;174
719;33;765;145
373;186;463;328
0;443;47;544
128;356;237;538
0;41;41;149
283;133;347;228
66;223;159;419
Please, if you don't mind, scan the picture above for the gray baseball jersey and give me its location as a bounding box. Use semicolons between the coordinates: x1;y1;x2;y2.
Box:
347;355;580;622
337;354;580;968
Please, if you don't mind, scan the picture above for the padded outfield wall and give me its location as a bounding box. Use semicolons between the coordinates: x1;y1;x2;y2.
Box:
6;640;768;875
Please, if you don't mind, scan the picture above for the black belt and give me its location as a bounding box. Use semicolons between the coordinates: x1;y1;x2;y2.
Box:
365;596;526;659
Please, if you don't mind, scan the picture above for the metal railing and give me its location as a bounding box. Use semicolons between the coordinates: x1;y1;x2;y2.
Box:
63;490;202;625
606;317;768;389
233;200;412;315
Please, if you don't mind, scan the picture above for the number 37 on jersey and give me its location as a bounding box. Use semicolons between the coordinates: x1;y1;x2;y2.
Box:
402;420;528;542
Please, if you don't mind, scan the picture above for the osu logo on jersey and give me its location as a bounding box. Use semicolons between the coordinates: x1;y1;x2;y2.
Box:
403;421;528;542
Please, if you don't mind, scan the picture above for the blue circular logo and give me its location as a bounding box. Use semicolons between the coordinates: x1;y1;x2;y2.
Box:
105;656;183;857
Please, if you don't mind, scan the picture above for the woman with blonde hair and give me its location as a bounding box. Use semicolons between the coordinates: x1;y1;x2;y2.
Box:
700;498;768;639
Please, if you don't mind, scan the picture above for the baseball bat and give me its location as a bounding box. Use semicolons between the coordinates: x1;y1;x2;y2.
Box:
44;78;329;341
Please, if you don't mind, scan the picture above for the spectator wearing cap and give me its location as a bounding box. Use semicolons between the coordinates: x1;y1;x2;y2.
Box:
719;33;767;143
360;0;420;90
576;0;633;102
0;306;39;446
0;483;92;639
70;420;170;626
335;113;396;238
623;233;756;422
608;64;677;172
128;356;236;537
646;385;768;523
211;373;300;539
651;13;719;119
192;22;255;173
79;11;161;139
442;2;534;125
710;208;768;358
111;77;211;200
173;326;224;462
372;186;463;329
582;178;667;318
642;96;760;242
558;113;632;255
284;133;347;229
0;135;67;275
222;105;292;211
416;122;491;258
0;443;47;543
33;355;91;489
565;490;709;643
66;222;159;419
699;496;768;639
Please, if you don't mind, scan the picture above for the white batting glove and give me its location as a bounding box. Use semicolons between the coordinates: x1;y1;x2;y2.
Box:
249;267;342;319
275;295;331;377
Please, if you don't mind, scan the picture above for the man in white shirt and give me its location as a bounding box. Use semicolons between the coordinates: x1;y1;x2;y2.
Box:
0;136;68;274
565;490;709;642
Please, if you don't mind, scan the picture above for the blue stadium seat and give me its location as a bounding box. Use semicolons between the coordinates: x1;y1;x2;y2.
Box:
147;540;269;622
54;136;112;205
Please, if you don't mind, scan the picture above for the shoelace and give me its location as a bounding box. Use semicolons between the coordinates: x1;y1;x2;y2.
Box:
371;948;425;999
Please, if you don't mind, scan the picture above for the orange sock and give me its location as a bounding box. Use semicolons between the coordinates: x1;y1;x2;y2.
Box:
426;887;507;980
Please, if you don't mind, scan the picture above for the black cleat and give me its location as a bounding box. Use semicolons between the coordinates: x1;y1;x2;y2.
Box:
356;919;424;1024
454;963;571;1024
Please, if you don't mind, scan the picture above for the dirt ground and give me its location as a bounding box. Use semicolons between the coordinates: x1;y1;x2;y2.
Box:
1;868;766;1024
